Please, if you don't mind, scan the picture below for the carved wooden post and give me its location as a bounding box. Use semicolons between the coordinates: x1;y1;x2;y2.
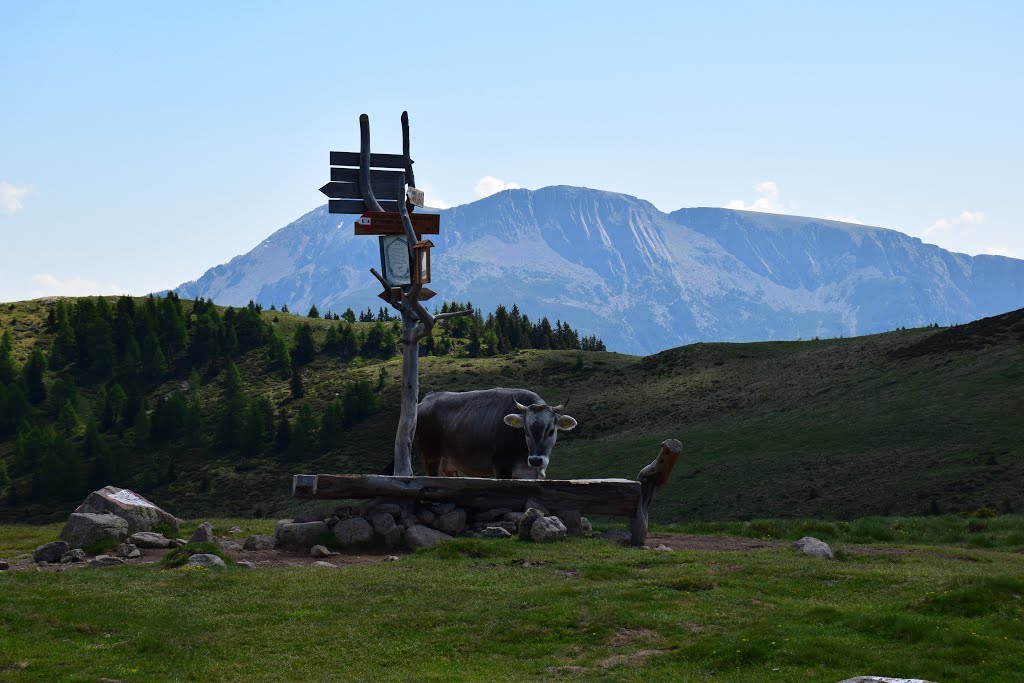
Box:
629;439;682;546
355;112;470;476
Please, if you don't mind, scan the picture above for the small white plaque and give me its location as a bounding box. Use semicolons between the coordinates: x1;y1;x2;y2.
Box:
406;187;425;207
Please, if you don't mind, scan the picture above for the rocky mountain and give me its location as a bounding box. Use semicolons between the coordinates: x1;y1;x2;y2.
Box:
174;186;1024;354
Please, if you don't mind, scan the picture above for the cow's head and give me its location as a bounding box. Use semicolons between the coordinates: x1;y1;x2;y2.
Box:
503;400;577;479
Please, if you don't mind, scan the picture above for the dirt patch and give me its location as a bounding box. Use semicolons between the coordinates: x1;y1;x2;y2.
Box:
3;545;404;572
645;533;785;552
608;627;663;648
601;648;673;669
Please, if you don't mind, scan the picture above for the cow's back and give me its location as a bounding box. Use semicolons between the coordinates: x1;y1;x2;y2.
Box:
415;388;542;477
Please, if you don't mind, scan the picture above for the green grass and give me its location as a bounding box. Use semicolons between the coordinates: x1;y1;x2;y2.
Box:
664;514;1024;550
1;520;1023;682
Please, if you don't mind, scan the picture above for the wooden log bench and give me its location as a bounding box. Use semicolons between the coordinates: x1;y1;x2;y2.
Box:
293;438;681;546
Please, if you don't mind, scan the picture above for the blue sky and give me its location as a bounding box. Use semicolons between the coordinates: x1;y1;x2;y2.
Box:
1;1;1021;301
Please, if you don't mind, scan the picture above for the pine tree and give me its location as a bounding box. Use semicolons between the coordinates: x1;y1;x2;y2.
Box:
342;308;356;323
290;366;304;399
281;303;290;314
23;348;47;404
266;328;292;375
307;304;320;319
292;323;316;366
57;399;81;437
319;399;346;450
0;330;16;383
217;362;246;450
239;401;267;457
288;406;316;461
50;301;76;368
141;331;167;380
102;383;128;430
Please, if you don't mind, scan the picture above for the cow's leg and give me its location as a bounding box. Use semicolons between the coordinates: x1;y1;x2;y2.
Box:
419;447;443;476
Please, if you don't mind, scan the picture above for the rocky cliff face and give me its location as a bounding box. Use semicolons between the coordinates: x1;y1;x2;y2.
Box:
175;186;1024;354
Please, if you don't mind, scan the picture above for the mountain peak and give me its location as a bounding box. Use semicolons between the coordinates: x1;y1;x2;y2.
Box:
175;185;1024;353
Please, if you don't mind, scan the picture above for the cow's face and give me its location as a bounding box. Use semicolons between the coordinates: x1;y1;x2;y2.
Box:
503;401;577;479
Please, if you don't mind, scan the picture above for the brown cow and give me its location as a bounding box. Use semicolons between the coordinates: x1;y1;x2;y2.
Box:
414;388;577;479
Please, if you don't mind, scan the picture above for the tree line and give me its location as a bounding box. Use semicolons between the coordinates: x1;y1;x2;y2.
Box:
0;294;604;509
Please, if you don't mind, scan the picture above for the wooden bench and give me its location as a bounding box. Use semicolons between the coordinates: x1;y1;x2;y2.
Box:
293;439;681;546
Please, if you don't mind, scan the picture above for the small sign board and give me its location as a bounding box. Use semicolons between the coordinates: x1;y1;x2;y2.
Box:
354;211;440;235
406;187;425;207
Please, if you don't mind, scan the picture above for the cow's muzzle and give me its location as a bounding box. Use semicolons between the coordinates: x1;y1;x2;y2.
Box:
528;455;547;469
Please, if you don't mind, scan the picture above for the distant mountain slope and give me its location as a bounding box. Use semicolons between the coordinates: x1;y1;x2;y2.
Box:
175;186;1024;354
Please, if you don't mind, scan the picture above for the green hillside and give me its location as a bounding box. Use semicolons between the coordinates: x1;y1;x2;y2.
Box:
1;296;1022;524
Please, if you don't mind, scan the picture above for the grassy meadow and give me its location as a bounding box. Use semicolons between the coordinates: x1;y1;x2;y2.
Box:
2;519;1024;682
2;298;1022;523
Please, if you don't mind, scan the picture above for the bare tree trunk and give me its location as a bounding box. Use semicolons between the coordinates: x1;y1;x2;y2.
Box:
393;308;419;476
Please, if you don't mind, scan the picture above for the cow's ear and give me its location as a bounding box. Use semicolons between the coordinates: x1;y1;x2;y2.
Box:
504;414;525;429
557;415;577;431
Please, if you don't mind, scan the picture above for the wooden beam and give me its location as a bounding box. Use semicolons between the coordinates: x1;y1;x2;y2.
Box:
331;150;409;169
292;474;642;517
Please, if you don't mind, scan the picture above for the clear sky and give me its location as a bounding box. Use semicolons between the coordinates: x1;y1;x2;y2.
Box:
2;1;1021;301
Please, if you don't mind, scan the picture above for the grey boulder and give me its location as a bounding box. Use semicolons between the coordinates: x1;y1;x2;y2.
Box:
33;541;70;564
115;543;141;559
518;508;545;540
793;536;835;560
129;531;174;549
480;527;512;538
530;516;568;543
369;512;397;536
242;535;276;551
61;513;129;550
74;486;180;535
183;553;226;569
276;521;328;549
189;522;214;543
60;549;87;564
88;555;126;568
310;545;332;558
334;517;374;547
433;509;466;535
404;524;452;550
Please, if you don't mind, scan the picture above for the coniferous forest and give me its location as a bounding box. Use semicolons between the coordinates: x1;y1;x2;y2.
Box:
0;294;604;520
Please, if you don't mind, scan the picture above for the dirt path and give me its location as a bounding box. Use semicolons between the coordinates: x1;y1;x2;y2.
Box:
5;532;920;572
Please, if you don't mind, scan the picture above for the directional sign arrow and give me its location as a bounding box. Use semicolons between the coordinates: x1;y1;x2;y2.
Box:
354;211;440;235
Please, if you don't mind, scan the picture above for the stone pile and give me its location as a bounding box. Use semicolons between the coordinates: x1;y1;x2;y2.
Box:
274;498;593;551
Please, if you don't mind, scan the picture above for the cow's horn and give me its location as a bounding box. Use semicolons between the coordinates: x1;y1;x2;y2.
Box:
551;396;570;412
514;400;530;412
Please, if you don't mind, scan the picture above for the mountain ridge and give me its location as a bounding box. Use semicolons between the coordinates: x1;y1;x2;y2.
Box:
174;186;1024;354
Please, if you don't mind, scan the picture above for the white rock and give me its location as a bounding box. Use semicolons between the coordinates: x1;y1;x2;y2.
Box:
793;536;835;560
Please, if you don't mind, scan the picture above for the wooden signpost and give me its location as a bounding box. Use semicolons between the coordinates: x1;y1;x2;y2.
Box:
319;112;470;477
309;115;682;546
